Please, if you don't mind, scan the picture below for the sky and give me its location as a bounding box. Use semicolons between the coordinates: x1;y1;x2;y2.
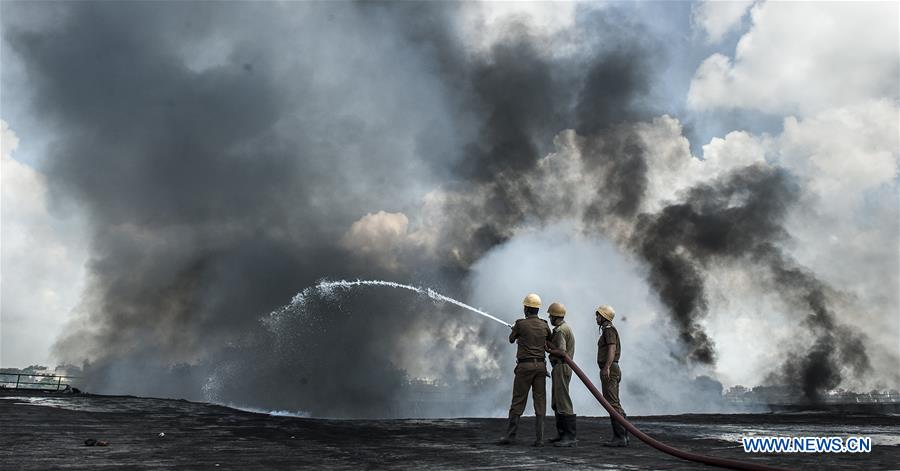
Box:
1;1;897;416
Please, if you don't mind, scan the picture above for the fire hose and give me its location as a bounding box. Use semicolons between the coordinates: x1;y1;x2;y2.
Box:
556;351;790;471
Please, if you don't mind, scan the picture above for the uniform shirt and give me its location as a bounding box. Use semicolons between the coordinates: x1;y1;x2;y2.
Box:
509;315;552;360
550;321;575;366
597;321;621;366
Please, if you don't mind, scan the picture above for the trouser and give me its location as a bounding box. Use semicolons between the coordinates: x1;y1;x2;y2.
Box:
509;361;547;416
599;363;625;416
550;363;574;416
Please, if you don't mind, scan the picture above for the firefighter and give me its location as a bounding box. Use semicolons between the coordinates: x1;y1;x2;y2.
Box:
546;302;577;447
596;304;628;447
498;293;552;446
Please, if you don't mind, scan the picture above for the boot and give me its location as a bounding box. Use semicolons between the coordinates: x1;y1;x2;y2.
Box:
497;413;519;445
554;415;577;447
616;417;629;446
603;416;628;447
532;415;545;447
571;415;578;444
548;413;563;443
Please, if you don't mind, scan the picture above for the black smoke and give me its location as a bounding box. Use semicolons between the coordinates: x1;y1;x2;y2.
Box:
627;163;872;399
760;248;872;400
415;8;661;265
2;1;498;415
630;165;798;363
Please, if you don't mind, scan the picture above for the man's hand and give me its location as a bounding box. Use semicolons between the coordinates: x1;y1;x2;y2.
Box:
545;340;565;358
601;366;611;380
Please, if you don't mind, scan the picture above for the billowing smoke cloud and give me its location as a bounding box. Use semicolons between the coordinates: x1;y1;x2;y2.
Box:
760;248;872;400
627;164;873;399
630;165;798;364
2;0;893;416
3;1;487;415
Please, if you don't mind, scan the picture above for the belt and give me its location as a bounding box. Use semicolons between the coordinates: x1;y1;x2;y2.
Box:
517;357;545;364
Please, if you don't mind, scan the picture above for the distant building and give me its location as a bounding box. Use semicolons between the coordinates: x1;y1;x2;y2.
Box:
724;385;900;413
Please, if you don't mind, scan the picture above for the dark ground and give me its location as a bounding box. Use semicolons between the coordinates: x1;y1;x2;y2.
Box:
1;391;897;470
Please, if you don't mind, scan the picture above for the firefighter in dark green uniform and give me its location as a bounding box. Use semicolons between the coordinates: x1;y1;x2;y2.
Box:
596;304;628;447
498;293;552;447
546;302;577;447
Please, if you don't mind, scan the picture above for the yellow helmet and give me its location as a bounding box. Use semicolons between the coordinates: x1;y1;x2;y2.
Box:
596;305;615;321
547;302;566;317
523;293;542;308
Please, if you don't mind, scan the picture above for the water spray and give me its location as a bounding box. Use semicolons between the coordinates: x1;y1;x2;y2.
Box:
319;279;513;327
272;279;512;328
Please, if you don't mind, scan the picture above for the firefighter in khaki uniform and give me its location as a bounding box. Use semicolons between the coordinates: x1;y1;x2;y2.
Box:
497;293;552;447
545;302;577;447
596;304;628;447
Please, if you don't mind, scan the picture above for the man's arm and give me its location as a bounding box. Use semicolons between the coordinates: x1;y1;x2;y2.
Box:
556;331;567;354
547;327;568;358
509;323;518;344
602;344;616;379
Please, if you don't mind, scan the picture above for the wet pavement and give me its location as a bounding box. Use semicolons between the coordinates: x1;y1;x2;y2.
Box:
1;390;897;470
